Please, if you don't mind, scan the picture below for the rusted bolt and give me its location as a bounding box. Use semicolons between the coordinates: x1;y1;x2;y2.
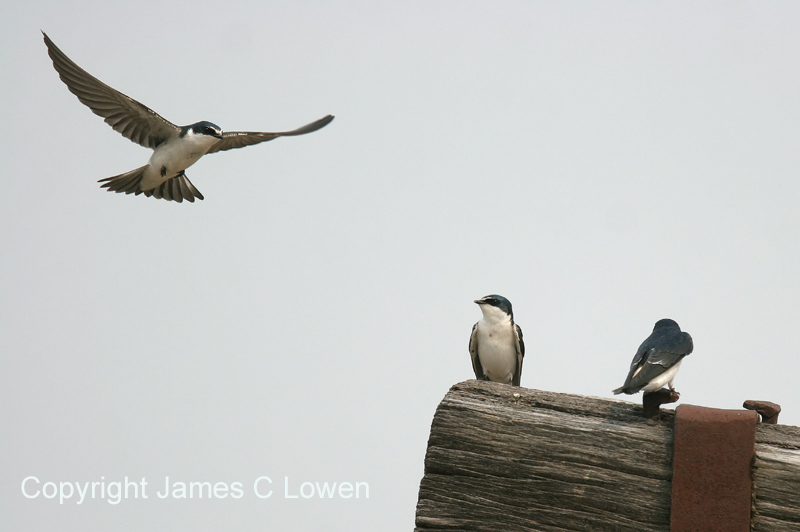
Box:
743;400;781;424
642;388;680;420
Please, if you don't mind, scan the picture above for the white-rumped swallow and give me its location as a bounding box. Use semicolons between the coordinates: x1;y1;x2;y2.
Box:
469;294;525;386
613;318;693;395
43;32;333;202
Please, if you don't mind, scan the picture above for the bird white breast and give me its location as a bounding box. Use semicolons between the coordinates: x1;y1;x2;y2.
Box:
640;360;683;392
141;131;219;190
475;318;518;384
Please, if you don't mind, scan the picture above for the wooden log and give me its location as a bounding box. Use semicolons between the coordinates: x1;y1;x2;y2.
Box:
414;380;800;532
753;423;800;531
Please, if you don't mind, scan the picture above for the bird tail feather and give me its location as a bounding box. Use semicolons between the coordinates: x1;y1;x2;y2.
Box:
98;167;204;203
98;166;148;194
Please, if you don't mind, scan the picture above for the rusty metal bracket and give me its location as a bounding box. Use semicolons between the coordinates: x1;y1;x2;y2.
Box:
670;404;758;532
642;389;680;419
743;399;781;424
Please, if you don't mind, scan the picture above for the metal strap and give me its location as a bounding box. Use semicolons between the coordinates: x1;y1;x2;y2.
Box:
670;404;758;532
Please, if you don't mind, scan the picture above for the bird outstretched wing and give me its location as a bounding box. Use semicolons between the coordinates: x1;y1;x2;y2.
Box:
205;115;335;154
43;32;180;150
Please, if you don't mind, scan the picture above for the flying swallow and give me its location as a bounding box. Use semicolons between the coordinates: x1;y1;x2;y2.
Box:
43;32;333;202
469;294;525;386
613;318;693;395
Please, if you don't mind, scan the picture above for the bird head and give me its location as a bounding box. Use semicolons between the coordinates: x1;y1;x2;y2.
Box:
474;294;514;321
189;121;223;139
653;318;681;331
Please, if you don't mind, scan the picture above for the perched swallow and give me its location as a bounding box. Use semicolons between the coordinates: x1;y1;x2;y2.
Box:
613;318;693;395
43;32;334;202
469;295;525;386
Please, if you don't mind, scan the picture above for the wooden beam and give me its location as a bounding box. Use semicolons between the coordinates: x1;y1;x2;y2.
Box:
414;380;800;532
753;423;800;531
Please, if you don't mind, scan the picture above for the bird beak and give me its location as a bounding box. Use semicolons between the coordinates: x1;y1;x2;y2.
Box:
474;299;485;305
214;130;223;139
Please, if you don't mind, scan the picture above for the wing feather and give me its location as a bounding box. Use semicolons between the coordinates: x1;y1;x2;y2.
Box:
513;323;525;386
468;323;486;381
615;329;693;394
43;32;179;149
205;115;335;154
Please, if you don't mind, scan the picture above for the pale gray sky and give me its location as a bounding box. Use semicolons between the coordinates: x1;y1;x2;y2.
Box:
3;2;799;530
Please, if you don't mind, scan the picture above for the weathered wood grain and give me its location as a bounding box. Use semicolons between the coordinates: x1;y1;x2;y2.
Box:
753;424;800;531
414;380;800;532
